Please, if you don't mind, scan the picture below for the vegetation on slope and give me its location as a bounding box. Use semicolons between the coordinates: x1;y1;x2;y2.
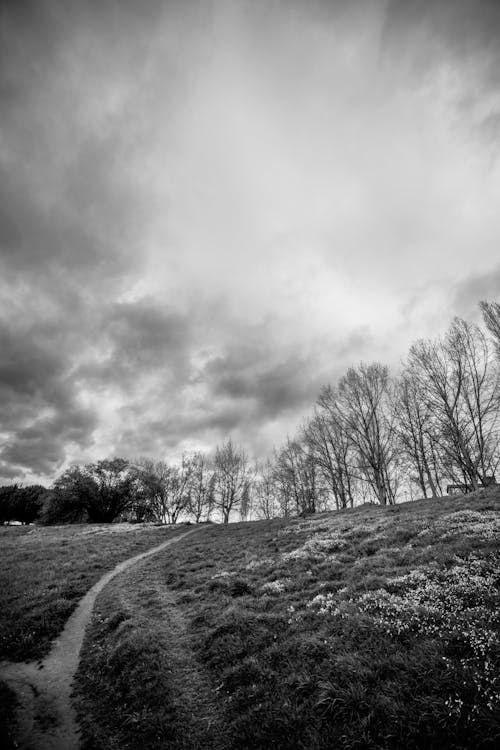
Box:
0;522;188;662
0;682;18;750
76;489;500;750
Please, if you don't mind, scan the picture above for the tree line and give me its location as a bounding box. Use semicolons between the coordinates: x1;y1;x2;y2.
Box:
1;302;500;525
0;446;252;526
262;303;500;516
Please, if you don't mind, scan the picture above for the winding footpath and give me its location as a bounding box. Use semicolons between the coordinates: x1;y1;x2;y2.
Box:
0;528;200;750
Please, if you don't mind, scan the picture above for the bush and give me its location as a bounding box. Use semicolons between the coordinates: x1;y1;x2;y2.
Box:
0;484;46;524
44;458;135;524
39;489;88;525
0;486;18;524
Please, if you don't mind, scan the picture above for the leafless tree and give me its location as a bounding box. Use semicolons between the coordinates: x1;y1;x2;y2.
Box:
394;366;444;498
271;447;294;518
272;436;319;516
408;318;500;489
212;440;251;523
480;300;500;358
304;385;357;509
186;452;215;523
239;479;253;521
337;362;398;505
253;458;280;519
134;456;192;523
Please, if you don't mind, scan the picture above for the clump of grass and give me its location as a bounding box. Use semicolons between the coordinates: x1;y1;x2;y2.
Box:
208;576;254;597
76;563;227;750
79;619;182;749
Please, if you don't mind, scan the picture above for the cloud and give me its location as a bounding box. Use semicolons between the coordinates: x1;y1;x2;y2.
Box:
382;0;500;139
382;0;500;67
451;264;500;322
1;408;96;477
1;0;499;482
0;319;97;481
76;300;195;392
205;347;324;416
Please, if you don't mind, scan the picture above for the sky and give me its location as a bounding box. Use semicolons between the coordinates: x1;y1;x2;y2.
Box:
1;0;500;485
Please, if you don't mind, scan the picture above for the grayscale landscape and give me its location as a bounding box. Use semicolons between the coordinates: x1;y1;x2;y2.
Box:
1;1;499;748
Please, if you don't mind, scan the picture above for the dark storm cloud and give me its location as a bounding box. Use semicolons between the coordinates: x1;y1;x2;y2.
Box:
0;187;22;254
0;294;199;480
0;0;167;58
383;0;500;57
1;407;96;476
0;167;113;282
77;300;195;392
0;0;166;287
202;324;373;418
204;347;326;418
114;402;247;460
0;0;180;479
0;324;61;403
100;313;342;461
0;107;150;292
382;0;500;111
380;0;500;149
0;320;97;479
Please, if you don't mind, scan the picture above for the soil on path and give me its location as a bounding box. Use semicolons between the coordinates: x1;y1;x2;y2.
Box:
0;528;200;750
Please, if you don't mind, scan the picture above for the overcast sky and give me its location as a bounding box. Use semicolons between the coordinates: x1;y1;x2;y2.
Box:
1;0;500;484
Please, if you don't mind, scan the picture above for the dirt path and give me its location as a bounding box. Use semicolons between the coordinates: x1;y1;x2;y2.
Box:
0;528;200;750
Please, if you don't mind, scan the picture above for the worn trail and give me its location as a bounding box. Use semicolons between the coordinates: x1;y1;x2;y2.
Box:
0;528;199;750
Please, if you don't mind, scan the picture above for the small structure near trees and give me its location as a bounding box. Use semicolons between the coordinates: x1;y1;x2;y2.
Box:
446;476;496;495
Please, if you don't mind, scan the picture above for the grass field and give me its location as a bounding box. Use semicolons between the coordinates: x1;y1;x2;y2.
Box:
0;522;189;663
73;489;500;749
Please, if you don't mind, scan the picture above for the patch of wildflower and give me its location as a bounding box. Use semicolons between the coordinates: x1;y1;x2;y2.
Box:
344;522;392;539
282;532;346;562
307;592;339;616
444;694;464;717
80;524;150;536
307;554;500;715
416;510;500;543
286;604;303;624
281;516;393;538
210;570;237;580
245;557;274;570
280;519;328;535
261;578;293;594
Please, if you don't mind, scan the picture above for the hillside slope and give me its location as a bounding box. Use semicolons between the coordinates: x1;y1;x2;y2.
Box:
0;524;190;750
76;489;500;749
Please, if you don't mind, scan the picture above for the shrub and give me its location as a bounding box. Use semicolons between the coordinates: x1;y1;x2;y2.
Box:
44;459;135;524
0;484;46;524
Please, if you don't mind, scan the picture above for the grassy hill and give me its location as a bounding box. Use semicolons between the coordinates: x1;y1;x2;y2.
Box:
1;491;499;749
75;489;499;749
0;522;188;662
0;522;189;750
